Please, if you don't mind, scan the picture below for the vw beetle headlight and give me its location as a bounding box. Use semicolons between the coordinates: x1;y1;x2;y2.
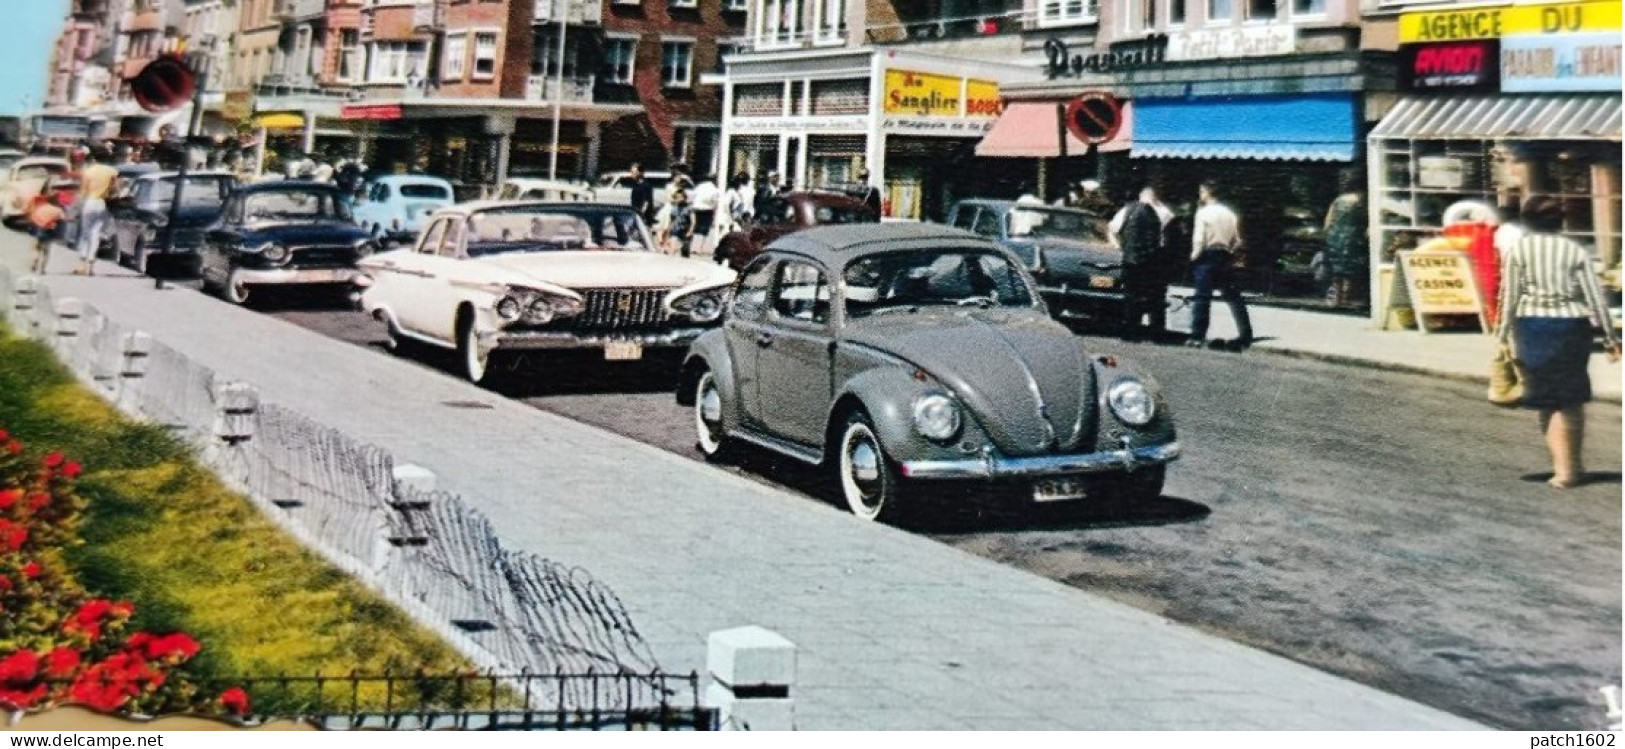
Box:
1106;377;1156;426
912;393;962;442
259;243;291;264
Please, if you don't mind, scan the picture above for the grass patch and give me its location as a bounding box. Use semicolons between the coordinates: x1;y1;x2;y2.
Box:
0;325;473;684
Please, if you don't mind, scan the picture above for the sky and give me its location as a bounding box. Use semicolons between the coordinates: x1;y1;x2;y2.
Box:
0;0;69;117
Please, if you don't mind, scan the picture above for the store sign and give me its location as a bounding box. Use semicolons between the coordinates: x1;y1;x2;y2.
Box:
1396;251;1484;317
728;116;868;134
881;117;995;136
1399;1;1622;43
1501;31;1622;92
1398;40;1501;91
34;116;90;139
1043;35;1169;78
882;70;1002;118
341;103;403;121
1165;25;1296;62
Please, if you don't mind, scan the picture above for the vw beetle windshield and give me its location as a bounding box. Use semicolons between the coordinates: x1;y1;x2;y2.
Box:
463;207;653;257
843;250;1035;318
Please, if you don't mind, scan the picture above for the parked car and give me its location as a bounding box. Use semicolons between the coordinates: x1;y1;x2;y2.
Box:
355;201;737;385
198;181;375;305
497;178;596;202
351;174;456;246
0;150;26;173
716;190;878;270
0;157;72;227
676;223;1180;523
946;199;1122;324
592;170;673;211
108;170;236;275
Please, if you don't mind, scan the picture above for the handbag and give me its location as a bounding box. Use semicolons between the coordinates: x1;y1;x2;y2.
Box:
1487;343;1524;406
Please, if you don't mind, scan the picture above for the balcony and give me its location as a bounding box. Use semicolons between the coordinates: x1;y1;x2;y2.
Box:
275;0;328;22
533;0;603;26
526;74;596;104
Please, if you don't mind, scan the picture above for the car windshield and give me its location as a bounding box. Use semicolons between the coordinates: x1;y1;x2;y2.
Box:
843;250;1035;317
814;204;877;225
462;206;654;257
0;155;21;171
243;189;351;222
399;183;451;199
1007;206;1108;243
145;176;233;210
14;164;65;182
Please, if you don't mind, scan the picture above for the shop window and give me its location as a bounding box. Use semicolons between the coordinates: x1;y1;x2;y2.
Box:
1245;0;1274;21
602;38;636;85
733;83;783;116
442;32;466;81
1038;0;1096;27
1207;0;1231;22
808;79;868;116
661;41;693;88
472;32;498;80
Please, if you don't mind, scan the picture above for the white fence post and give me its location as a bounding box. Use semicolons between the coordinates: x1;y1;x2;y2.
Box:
705;626;796;731
212;381;260;445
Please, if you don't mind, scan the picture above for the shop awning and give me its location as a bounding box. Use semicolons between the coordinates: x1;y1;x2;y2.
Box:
1370;95;1622;142
252;112;305;130
1132;93;1357;161
975;101;1132;158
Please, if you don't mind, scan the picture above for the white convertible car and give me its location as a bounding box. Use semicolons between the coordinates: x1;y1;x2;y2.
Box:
355;201;737;384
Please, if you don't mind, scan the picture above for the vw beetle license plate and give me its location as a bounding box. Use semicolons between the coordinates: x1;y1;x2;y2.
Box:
1033;475;1090;502
604;341;643;361
1089;276;1116;289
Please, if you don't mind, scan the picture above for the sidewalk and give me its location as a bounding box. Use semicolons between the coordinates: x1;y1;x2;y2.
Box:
2;237;1485;730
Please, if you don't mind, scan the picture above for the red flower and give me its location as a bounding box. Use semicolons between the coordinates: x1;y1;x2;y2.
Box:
25;493;49;512
21;561;40;579
62;599;118;640
109;601;134;618
0;651;39;683
61;462;82;479
43;452;63;468
0;575;12;592
44;648;80;678
0;490;19;509
0;429;9;442
218;687;250;716
134;633;200;662
5;442;20;456
0;684;48;710
0;520;26;552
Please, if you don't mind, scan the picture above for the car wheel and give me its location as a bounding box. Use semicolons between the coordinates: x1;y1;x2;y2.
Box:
836;411;906;523
693;369;737;462
457;312;500;386
220;268;252;306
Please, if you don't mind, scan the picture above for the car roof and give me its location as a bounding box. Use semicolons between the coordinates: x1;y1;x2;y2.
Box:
15;157;69;168
234;180;344;194
134;170;236;181
372;174;453;186
766;223;997;264
431;199;639;216
782;190;871;208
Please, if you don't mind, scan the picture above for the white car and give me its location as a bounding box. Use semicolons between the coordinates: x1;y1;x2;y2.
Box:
497;178;595;202
355;201;737;385
592;170;674;212
0;157;71;223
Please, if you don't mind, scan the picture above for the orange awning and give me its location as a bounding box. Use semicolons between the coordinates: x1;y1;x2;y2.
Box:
975;101;1132;158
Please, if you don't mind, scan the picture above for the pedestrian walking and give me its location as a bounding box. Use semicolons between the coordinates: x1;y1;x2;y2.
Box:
1494;196;1622;489
856;169;882;217
1321;174;1368;308
1110;186;1175;342
628;164;656;224
73;150;118;276
754;171;784;218
713;173;752;264
690;174;720;258
661;189;696;258
26;191;66;275
1186;180;1254;350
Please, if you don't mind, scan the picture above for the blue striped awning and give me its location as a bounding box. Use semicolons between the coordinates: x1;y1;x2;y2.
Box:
1132;93;1358;162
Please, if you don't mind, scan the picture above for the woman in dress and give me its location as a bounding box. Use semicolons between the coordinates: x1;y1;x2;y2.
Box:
1321;175;1367;308
1495;196;1622;488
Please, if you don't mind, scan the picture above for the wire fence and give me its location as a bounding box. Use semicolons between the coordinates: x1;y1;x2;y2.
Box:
0;267;665;712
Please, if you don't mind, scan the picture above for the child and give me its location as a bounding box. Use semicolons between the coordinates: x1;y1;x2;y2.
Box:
665;189;695;258
27;192;66;275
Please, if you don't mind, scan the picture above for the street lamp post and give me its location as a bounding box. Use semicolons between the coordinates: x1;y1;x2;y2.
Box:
548;0;566;181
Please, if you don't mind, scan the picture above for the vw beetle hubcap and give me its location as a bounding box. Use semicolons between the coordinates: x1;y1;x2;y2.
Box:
843;426;884;512
697;375;724;450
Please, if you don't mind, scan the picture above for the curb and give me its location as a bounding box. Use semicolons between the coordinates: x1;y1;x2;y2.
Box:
1250;344;1624;406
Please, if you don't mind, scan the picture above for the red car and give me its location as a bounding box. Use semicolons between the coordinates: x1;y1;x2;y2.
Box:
716;191;878;270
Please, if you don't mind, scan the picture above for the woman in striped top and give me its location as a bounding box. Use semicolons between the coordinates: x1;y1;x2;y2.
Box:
1494;196;1622;489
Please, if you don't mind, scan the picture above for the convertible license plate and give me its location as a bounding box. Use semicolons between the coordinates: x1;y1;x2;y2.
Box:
1033;475;1091;502
298;269;353;283
604;341;643;361
1089;276;1116;289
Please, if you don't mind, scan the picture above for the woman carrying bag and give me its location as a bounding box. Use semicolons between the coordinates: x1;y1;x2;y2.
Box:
1494;197;1621;489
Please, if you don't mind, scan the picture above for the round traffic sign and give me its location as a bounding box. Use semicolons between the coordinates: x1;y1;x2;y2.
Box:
129;55;198;114
1064;93;1122;146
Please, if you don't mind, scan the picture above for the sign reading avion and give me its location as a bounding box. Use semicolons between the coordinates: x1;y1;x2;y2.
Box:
883;70;1002;119
1399;1;1622;43
1398;0;1622;93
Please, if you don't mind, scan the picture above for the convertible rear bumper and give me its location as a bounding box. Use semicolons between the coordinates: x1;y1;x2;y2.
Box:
899;441;1180;480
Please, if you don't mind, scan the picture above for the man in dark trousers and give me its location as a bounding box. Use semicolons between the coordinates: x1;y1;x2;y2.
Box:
856;169;881;217
1111;186;1173;343
1187;180;1254;350
628;163;655;223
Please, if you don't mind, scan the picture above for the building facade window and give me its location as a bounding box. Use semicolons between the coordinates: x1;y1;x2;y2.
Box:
533;30;582;78
1207;0;1231;22
443;32;466;80
724;0;748;10
473;32;498;79
1292;0;1323;15
602;37;636;85
714;41;744;74
1169;0;1185;24
661;40;693;88
368;41;426;84
1245;0;1276;21
1037;0;1096;28
670;0;697;8
337;29;359;82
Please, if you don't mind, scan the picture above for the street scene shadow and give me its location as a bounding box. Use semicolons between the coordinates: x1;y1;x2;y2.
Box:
482;353;684;397
1519;471;1623;486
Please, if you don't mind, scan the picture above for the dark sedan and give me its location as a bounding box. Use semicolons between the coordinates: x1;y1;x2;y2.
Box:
198;181;376;305
947;199;1123;324
109;171;236;275
717;190;878;271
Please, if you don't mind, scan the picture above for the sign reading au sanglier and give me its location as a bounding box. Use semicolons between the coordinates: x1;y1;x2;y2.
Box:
882;70;1001;118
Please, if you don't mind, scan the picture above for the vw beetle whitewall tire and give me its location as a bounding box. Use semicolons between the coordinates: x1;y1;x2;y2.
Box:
837;412;905;523
693;369;737;462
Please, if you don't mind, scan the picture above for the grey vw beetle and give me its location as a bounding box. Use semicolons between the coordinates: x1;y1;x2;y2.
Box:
676;223;1181;523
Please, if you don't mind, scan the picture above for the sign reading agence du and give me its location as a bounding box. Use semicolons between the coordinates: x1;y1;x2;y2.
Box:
1399;0;1622;43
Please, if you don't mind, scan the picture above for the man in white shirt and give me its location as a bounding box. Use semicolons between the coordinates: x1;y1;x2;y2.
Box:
1187;181;1253;349
690;174;720;257
1112;186;1176;342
